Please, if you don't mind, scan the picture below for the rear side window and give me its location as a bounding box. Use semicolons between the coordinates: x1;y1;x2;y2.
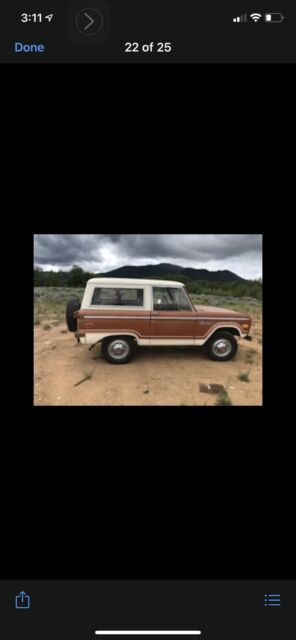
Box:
91;288;144;306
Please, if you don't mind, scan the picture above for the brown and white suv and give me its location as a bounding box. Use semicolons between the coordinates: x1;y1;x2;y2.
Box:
66;278;252;364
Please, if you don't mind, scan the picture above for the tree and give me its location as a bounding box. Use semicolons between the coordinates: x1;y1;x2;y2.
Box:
68;265;84;287
46;271;59;286
34;266;44;286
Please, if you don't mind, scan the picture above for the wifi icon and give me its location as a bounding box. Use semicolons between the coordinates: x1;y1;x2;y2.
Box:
250;13;262;21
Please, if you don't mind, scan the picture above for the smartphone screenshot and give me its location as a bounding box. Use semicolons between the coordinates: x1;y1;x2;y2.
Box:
1;0;295;62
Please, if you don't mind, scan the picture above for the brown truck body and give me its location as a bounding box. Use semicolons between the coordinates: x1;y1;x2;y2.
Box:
67;278;252;362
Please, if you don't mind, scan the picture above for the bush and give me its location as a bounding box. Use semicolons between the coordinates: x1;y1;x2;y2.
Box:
238;372;250;382
187;279;262;300
215;390;232;406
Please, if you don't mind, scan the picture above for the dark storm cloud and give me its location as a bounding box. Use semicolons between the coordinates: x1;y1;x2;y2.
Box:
34;234;262;278
100;235;122;243
34;234;124;265
34;235;104;265
120;234;262;261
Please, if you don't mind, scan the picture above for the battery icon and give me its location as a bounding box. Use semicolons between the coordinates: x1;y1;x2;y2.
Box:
264;13;285;22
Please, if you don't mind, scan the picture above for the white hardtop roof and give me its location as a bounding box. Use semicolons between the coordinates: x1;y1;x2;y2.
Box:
87;278;184;287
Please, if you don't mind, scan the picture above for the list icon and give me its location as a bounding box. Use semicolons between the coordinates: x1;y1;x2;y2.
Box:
264;594;282;607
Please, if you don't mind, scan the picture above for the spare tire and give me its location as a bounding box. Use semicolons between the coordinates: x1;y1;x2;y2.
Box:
66;298;81;332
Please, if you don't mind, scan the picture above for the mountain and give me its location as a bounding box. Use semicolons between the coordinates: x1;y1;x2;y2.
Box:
179;268;245;282
101;263;183;279
101;263;246;282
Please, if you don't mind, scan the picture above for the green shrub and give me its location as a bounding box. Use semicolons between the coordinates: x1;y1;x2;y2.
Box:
187;279;262;300
238;372;250;382
215;390;232;406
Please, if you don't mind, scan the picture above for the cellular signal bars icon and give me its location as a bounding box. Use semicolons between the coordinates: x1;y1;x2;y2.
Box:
233;14;248;22
264;594;282;607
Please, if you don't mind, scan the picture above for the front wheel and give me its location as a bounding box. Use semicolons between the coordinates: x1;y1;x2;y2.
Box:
101;337;135;364
206;331;238;361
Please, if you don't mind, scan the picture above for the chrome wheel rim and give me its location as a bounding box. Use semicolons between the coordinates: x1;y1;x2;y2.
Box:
212;338;232;358
108;339;129;360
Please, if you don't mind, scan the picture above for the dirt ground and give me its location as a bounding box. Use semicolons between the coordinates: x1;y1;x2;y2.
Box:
34;313;262;406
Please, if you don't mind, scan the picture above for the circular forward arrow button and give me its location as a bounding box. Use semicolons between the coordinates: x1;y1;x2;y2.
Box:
75;7;104;36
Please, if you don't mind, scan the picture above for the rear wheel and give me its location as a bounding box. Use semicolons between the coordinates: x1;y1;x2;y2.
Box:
102;337;135;364
66;298;81;332
206;331;238;361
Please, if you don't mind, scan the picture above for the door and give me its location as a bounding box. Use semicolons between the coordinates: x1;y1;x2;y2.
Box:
150;287;196;341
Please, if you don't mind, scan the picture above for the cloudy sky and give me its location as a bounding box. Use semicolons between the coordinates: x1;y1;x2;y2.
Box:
34;234;262;279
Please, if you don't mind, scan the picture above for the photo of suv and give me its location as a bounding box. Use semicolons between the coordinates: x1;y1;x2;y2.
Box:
66;278;252;364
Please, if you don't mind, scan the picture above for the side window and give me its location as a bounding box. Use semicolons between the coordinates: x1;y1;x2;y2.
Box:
153;287;180;311
179;288;192;311
91;288;144;306
153;287;192;311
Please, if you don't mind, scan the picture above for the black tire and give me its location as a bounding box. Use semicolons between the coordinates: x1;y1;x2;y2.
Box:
66;298;81;332
101;337;135;364
206;331;238;361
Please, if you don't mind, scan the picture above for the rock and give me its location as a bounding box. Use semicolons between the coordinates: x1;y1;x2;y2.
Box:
200;383;225;394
